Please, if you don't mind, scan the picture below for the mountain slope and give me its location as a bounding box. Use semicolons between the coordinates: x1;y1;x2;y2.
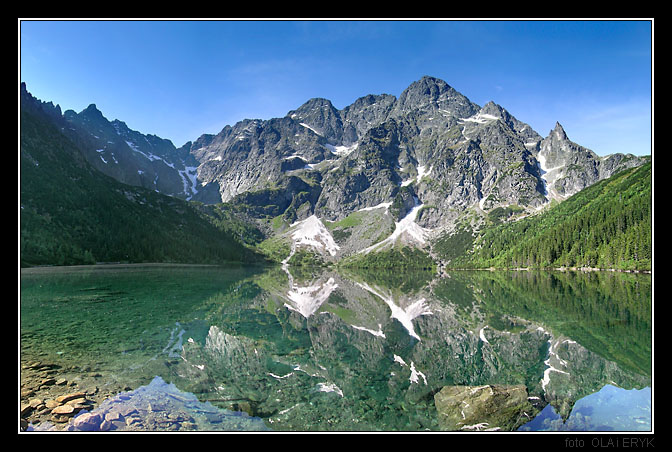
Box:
435;162;652;271
187;76;646;233
20;89;263;267
20;77;650;269
20;83;207;202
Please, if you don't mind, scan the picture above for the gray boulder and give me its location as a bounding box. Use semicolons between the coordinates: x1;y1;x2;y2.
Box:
434;384;535;431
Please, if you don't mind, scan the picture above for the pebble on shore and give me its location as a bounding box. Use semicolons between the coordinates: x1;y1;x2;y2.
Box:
20;359;112;431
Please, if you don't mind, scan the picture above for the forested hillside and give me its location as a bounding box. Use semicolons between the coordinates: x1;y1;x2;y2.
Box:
20;103;263;267
436;162;652;271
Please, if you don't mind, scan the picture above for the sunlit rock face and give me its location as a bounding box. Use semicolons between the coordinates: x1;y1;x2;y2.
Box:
536;122;643;201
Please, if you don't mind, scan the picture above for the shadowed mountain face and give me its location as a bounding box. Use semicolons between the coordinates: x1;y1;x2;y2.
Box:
19;85;261;267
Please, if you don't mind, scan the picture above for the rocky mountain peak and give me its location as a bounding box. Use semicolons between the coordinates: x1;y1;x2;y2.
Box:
83;103;101;113
20;83;63;120
79;103;107;123
346;93;395;111
395;76;453;107
536;119;644;201
550;121;568;141
390;76;478;122
287;97;342;143
289;97;336;114
480;101;509;119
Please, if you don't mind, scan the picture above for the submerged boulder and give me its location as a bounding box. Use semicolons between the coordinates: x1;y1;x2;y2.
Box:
434;384;535;431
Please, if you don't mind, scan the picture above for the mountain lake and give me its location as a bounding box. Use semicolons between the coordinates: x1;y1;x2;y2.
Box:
20;263;652;432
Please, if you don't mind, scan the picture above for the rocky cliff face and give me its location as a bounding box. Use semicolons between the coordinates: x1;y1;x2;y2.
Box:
188;76;644;229
22;77;647;259
538;121;642;200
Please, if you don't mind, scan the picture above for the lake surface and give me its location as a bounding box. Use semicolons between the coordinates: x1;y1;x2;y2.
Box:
20;264;652;432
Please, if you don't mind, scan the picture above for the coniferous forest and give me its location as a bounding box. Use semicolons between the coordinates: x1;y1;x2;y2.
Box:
437;162;652;271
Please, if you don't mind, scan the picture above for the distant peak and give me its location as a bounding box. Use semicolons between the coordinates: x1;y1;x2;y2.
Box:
409;75;452;91
419;75;447;84
302;97;334;107
288;97;337;119
396;76;453;108
81;103;105;119
552;121;568;140
481;101;505;116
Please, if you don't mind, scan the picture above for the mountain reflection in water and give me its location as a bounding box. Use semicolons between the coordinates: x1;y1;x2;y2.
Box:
20;264;651;432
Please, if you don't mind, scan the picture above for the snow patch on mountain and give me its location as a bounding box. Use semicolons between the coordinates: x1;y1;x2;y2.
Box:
358;202;392;212
281;215;340;266
361;198;428;253
290;215;340;256
400;165;432;187
178;166;200;199
326;143;358;156
299;122;322;136
352;323;386;338
416;165;432;184
459;112;500;124
125;139;179;171
537;150;565;199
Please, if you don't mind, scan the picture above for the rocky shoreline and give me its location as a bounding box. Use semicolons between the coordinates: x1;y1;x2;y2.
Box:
22;358;537;432
20;359;131;431
20;359;271;432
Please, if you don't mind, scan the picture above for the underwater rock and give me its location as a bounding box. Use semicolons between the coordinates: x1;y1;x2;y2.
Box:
30;376;271;432
434;384;535;431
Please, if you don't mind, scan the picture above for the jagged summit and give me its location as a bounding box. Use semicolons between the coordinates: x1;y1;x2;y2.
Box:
390;75;476;120
481;100;505;114
288;97;337;118
287;97;343;143
80;103;105;118
403;75;455;95
550;121;569;140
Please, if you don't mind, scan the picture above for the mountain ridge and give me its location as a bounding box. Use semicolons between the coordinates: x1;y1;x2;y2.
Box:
19;84;264;267
19;77;649;268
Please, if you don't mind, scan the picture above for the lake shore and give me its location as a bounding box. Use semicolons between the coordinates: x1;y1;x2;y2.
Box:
20;357;129;431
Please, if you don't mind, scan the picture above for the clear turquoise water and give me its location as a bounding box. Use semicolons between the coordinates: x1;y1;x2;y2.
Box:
20;264;652;432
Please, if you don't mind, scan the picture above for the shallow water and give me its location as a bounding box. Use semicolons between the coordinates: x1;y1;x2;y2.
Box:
20;264;652;432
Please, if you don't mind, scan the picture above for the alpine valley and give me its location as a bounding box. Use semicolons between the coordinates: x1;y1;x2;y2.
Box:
19;76;651;271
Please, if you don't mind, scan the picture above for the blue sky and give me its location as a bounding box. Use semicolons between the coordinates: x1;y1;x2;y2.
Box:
20;19;652;155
